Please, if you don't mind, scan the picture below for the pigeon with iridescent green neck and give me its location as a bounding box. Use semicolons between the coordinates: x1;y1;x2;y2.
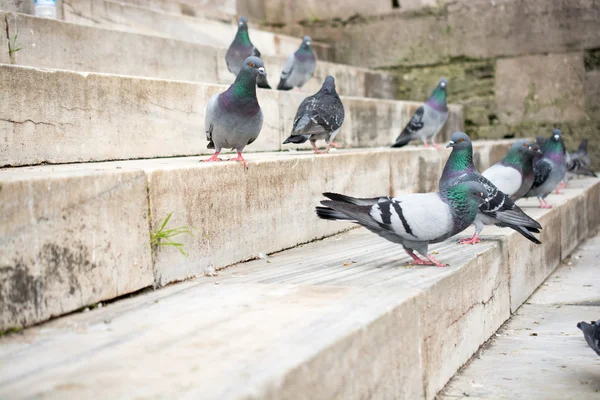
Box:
277;36;316;91
226;16;271;89
203;56;265;168
315;181;489;267
392;78;448;150
482;139;542;201
524;129;568;208
440;132;542;245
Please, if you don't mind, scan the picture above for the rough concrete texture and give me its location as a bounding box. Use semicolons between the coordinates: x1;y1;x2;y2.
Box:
440;234;600;400
0;64;458;166
1;177;597;399
0;168;153;330
495;53;586;125
0;0;63;17
1;12;393;98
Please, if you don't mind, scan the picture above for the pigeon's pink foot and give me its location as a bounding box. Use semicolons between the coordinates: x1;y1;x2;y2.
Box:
555;189;562;195
202;152;223;163
460;233;482;245
229;152;248;168
328;142;342;148
310;141;323;154
432;141;442;150
406;250;430;265
558;181;567;189
538;198;553;209
425;254;447;267
423;142;430;148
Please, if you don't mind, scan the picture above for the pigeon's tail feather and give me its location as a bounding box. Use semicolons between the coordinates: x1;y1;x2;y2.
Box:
315;206;352;221
578;139;589;154
207;140;215;149
283;134;309;144
317;200;381;232
391;131;412;148
495;208;542;230
576;166;597;177
257;75;271;89
277;79;292;91
506;223;541;244
322;192;389;206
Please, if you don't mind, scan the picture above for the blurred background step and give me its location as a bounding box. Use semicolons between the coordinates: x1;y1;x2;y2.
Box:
0;176;598;400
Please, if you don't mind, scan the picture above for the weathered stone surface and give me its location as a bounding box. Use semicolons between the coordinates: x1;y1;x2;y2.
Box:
584;70;600;120
0;167;153;330
495;53;586;125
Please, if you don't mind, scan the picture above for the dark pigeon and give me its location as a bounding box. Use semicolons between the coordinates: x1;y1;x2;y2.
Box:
577;320;600;356
567;139;596;178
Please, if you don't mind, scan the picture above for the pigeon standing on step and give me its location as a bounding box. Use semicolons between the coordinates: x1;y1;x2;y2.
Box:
315;181;489;267
203;56;266;168
225;16;271;89
282;76;345;153
566;139;596;178
391;79;448;150
482;140;542;201
440;132;542;245
524;129;567;208
577;320;600;356
277;36;316;91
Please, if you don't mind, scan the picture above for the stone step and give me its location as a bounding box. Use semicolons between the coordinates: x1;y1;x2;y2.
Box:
0;142;514;330
0;176;597;400
0;12;394;99
61;0;334;61
0;64;460;167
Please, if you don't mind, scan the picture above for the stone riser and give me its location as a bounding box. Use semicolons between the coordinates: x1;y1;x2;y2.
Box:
0;142;512;330
0;64;459;167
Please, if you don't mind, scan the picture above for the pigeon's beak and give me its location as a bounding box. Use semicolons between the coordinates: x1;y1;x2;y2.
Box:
306;41;311;46
553;135;559;140
446;141;454;148
257;67;266;76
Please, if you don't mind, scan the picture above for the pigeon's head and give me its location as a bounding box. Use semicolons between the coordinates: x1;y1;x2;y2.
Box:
446;132;471;150
551;128;562;140
535;136;547;147
320;76;336;94
301;36;312;49
438;78;448;91
238;16;248;28
527;142;543;156
242;56;267;77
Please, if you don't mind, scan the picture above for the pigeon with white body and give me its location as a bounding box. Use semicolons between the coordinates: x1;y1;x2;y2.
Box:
391;79;448;150
524;129;567;208
225;16;271;89
277;36;316;91
282;76;345;153
440;132;542;245
577;320;600;356
203;56;266;168
482;139;542;201
315;181;489;267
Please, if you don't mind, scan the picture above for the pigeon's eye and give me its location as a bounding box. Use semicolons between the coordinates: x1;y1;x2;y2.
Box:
459;138;464;142
523;143;528;147
248;61;255;67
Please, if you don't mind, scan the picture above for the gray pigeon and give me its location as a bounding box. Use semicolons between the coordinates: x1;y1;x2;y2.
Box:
277;36;316;91
203;56;265;168
391;79;448;150
440;132;542;245
315;181;489;267
524;129;567;208
282;76;345;153
482;139;542;201
225;16;271;89
577;320;600;356
566;139;596;178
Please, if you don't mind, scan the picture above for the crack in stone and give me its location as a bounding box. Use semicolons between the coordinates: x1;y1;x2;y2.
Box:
0;118;74;127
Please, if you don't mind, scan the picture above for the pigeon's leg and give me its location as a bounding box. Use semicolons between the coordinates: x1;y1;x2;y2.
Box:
423;140;430;149
425;253;447;267
202;151;223;163
431;138;442;151
538;197;553;209
310;140;323;154
328;142;342;149
229;152;248;168
405;249;431;265
460;232;482;245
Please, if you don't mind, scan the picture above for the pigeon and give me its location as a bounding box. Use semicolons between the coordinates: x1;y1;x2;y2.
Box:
391;79;448;150
225;16;271;89
440;132;542;245
203;56;266;168
482;139;542;201
315;181;489;267
577;320;600;356
524;129;567;208
566;139;596;178
282;76;345;153
277;36;316;91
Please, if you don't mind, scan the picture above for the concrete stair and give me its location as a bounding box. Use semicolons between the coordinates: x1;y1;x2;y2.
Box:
0;177;598;400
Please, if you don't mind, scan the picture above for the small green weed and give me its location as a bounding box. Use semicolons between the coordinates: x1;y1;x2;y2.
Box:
8;30;22;56
150;213;195;257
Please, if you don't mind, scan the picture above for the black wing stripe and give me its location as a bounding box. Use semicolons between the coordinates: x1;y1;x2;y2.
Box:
391;201;418;239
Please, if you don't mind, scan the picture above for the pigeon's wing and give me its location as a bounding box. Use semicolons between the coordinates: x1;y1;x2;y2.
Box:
322;192;391;206
205;94;219;143
392;106;424;147
481;164;522;197
291;94;344;136
280;53;295;81
533;159;553;188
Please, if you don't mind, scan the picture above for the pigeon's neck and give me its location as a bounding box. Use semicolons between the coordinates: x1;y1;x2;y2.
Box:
426;87;447;112
441;147;476;185
234;28;251;45
501;149;524;172
440;186;479;233
220;72;259;114
543;141;566;165
295;47;315;62
520;155;535;176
